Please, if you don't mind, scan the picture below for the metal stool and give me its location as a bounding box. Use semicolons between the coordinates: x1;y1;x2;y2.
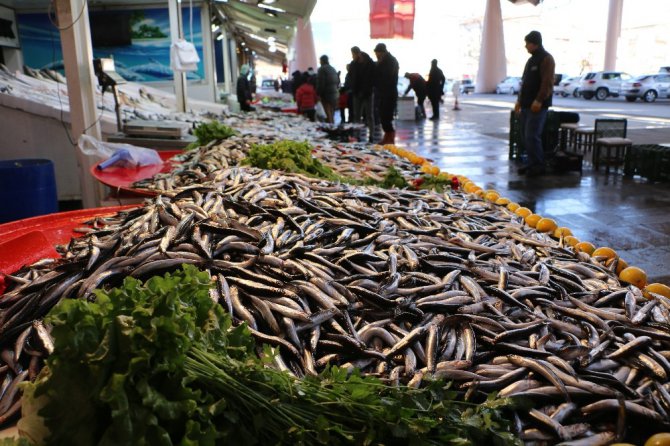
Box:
574;127;595;159
559;123;579;151
594;137;633;174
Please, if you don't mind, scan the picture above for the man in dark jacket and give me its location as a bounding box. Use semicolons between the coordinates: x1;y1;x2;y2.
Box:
236;65;254;112
427;59;446;120
373;43;399;145
514;30;555;176
350;46;376;141
317;55;340;123
403;72;427;119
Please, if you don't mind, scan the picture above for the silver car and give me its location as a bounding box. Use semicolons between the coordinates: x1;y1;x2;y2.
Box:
623;73;670;103
580;71;632;100
555;76;581;97
495;76;521;94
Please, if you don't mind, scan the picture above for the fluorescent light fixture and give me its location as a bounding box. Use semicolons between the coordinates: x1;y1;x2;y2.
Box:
216;34;224;40
268;36;276;43
211;24;220;33
258;3;285;13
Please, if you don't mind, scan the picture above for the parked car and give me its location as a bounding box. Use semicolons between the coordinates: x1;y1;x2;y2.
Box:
622;73;670;102
495;76;521;94
555;76;581;97
258;78;277;92
460;79;475;94
554;73;568;86
580;71;632;100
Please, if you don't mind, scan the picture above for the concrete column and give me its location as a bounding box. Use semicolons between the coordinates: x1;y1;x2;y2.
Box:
56;0;103;208
221;32;233;95
230;38;239;79
604;0;624;70
168;0;187;112
475;0;506;93
200;2;217;102
290;18;317;73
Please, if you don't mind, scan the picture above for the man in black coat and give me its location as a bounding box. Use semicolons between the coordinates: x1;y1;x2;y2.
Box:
514;30;555;176
427;59;446;120
350;46;376;141
373;43;399;145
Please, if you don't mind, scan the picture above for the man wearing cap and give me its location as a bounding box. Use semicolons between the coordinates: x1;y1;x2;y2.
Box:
373;43;399;145
514;30;555;176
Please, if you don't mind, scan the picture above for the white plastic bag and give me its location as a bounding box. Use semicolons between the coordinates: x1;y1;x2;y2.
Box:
78;135;162;170
171;39;200;72
315;101;327;120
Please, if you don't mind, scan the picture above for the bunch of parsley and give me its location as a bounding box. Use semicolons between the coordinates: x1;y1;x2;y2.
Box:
186;121;237;150
21;265;520;446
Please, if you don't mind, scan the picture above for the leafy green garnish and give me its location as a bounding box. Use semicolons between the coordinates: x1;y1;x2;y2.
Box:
186;121;237;150
242;140;341;181
23;265;520;445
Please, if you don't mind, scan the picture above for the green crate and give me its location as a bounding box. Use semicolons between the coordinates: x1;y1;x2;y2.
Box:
624;144;670;182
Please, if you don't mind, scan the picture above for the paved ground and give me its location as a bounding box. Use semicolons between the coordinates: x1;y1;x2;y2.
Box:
394;94;670;285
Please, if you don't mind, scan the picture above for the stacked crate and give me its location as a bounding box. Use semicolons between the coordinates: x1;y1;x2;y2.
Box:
624;144;670;182
508;110;560;161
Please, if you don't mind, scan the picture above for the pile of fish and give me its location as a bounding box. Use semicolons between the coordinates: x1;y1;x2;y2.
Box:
0;64;218;127
2;167;670;443
132;134;422;193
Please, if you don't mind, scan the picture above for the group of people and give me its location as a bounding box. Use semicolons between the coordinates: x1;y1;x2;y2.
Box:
292;44;449;145
237;30;555;175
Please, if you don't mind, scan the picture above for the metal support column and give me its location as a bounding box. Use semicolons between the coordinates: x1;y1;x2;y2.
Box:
168;0;187;112
56;0;103;208
221;32;233;95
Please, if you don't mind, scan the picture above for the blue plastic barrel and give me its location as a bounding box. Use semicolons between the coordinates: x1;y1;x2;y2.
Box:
0;159;58;224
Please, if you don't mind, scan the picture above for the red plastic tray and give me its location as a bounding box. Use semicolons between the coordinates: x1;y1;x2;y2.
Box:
0;206;138;287
90;150;181;196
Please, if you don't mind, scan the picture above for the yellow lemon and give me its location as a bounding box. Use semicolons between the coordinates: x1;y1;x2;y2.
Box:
430;165;440;175
574;241;596;255
563;236;580;247
553;226;573;238
645;433;670;446
644;283;670;300
514;207;532;218
475;189;485;197
592;247;617;260
507;202;520;212
536;218;558;233
524;213;542;228
485;191;500;202
615;258;629;275
495;197;511;206
619;266;648;289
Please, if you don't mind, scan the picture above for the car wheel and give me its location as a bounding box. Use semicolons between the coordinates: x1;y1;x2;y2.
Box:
582;92;593;100
573;88;580;98
595;88;608;100
496;87;501;94
643;90;658;103
561;92;568;97
625;96;637;102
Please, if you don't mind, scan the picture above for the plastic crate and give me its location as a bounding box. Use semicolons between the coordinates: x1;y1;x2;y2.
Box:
508;110;561;160
624;144;670;182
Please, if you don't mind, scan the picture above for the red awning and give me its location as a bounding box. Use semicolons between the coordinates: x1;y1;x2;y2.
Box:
369;0;415;39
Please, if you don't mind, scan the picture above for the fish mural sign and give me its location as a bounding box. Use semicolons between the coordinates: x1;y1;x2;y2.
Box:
17;7;203;82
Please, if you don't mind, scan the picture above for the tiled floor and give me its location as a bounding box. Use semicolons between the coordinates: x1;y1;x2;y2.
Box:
394;99;670;285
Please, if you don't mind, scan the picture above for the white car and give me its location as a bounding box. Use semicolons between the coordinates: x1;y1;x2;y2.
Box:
555;76;581;97
495;77;521;94
623;73;670;102
580;71;632;100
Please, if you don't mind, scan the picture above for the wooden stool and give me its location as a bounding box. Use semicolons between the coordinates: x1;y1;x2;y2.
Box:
594;137;633;174
559;123;579;151
574;127;595;158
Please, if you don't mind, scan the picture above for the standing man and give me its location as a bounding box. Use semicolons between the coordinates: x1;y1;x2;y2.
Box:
373;43;399;145
316;55;339;123
350;46;376;142
515;30;555;176
427;59;446;120
403;72;428;120
236;64;254;112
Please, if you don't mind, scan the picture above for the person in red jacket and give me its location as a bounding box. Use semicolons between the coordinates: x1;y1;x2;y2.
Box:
295;74;318;122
